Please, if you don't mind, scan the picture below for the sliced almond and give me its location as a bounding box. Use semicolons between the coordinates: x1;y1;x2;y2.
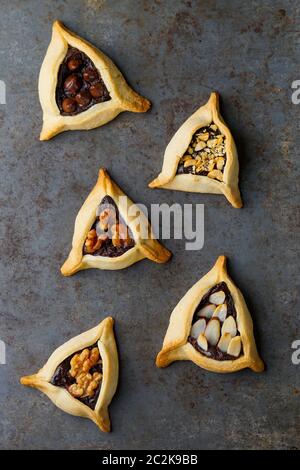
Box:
194;141;206;152
198;132;209;141
221;316;237;337
197;333;208;351
207;169;223;181
209;290;225;305
227;336;242;357
217;333;232;353
213;304;227;322
190;318;206;338
197;304;215;319
204;318;220;346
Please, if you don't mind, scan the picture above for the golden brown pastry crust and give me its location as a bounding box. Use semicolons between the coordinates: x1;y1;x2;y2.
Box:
61;168;171;276
20;317;118;432
149;92;242;208
39;20;151;140
156;256;264;373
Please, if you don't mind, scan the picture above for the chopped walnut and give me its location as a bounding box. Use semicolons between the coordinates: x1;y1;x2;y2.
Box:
111;223;133;248
177;123;226;181
68;347;102;399
98;207;116;231
84;229;107;254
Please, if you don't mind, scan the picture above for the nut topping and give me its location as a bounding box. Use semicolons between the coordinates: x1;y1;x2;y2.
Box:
207;169;223;181
111;223;133;248
184;158;197;168
191;318;206;338
68;347;102;399
209;290;226;305
98;207;116;231
189;281;241;361
227;336;242;357
198;132;209;141
204;318;220;346
216;157;225;170
177;123;227;181
221;316;237;337
197;333;208;351
56;47;110;116
217;333;232;353
194;141;206;152
212;304;227;322
84;229;107;254
197;304;215;319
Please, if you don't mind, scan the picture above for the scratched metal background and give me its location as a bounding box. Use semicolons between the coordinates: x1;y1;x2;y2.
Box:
0;0;299;450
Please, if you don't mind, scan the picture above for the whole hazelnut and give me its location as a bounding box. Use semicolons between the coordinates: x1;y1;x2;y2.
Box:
63;74;82;96
62;97;77;113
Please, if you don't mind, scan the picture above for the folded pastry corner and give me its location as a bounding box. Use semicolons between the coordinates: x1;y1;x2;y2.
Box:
149;92;242;208
39;20;151;140
156;255;264;373
20;317;118;432
61;168;171;276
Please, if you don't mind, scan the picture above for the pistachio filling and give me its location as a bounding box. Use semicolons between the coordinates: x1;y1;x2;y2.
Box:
177;123;226;181
51;344;103;410
188;282;243;360
83;195;135;258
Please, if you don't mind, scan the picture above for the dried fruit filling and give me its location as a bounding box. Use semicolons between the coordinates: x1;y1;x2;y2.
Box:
56;47;110;115
177;123;226;181
188;282;243;360
83;195;135;258
51;344;103;410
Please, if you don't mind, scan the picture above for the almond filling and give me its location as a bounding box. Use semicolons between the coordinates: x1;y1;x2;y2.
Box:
188;282;243;360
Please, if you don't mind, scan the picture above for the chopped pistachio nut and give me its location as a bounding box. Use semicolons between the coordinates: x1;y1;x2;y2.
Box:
177;123;226;180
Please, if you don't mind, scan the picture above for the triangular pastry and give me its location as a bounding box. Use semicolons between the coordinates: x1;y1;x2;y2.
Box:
20;317;118;432
61;168;171;275
149;92;242;208
156;256;264;373
39;21;151;140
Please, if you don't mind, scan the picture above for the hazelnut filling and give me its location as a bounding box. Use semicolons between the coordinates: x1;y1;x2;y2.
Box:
51;344;103;410
83;195;135;258
56;47;110;116
188;282;243;361
177;123;226;181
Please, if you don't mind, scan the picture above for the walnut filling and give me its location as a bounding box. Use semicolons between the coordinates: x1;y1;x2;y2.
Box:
68;347;102;399
50;344;103;410
83;195;135;258
177;123;226;181
188;282;243;360
56;47;110;116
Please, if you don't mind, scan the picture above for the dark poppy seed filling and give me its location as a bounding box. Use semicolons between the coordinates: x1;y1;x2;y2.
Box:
51;343;102;410
188;282;243;360
56;47;110;116
83;195;135;258
177;123;226;181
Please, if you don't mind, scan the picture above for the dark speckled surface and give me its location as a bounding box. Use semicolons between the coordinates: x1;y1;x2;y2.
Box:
0;0;300;450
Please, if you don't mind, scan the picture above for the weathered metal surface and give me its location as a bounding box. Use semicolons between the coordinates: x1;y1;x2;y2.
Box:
0;0;299;450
